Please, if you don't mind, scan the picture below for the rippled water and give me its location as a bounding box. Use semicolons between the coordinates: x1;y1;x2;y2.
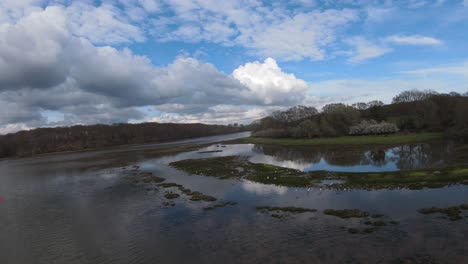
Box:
1;133;467;263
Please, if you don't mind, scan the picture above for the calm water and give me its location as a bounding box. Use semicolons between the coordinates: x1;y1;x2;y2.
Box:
1;133;467;264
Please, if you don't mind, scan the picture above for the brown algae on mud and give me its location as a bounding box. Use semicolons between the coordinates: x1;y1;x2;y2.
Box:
169;155;468;189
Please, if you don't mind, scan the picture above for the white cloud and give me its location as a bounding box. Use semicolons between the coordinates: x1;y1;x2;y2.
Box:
403;61;468;77
365;7;395;24
236;9;360;61
0;4;317;133
151;105;275;125
0;0;42;24
384;35;443;46
0;0;466;134
0;6;70;90
155;1;360;61
407;0;429;8
233;58;308;105
0;123;31;135
345;37;392;63
309;78;468;104
65;2;145;44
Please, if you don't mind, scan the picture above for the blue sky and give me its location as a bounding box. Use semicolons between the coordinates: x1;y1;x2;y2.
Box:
0;0;467;134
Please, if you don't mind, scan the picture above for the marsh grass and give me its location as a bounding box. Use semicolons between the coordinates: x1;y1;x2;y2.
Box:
170;156;468;189
323;209;370;218
418;206;464;221
204;201;237;210
256;206;317;213
164;192;180;199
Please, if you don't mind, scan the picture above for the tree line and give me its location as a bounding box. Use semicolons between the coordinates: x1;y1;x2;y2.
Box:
252;90;468;139
0;123;246;158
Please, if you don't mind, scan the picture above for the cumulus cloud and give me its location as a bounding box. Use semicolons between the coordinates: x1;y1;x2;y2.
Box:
0;6;70;90
0;0;463;134
0;0;43;24
233;58;308;105
0;3;316;134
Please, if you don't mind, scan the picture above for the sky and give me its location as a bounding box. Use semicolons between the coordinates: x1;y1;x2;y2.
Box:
1;0;468;134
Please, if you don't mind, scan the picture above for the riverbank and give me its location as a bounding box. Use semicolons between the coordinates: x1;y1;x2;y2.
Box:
239;132;443;146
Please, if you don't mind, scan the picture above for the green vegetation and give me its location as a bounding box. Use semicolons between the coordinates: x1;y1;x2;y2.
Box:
254;205;398;233
252;91;468;140
247;162;311;187
142;177;166;183
241;132;443;146
0;122;247;158
132;172;166;184
189;192;217;202
256;206;317;213
418;206;464;221
164;192;180;199
343;167;468;190
170;155;468;189
323;209;370;218
129;168;218;203
169;156;250;179
158;183;183;188
256;205;317;219
204;201;237;210
170;156;312;187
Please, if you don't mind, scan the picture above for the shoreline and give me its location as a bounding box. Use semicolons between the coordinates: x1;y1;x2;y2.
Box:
238;132;444;146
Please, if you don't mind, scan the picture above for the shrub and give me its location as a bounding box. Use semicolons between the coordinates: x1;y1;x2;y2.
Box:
252;128;290;138
349;120;399;135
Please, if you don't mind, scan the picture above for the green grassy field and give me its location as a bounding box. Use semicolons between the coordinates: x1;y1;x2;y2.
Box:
241;132;443;146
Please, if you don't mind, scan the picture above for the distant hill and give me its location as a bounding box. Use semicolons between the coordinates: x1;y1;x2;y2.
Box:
0;122;247;158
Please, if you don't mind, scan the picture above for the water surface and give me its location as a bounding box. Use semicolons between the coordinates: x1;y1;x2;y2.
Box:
1;133;467;263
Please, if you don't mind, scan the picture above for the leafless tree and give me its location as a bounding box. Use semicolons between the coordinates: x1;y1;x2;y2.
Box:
392;89;438;104
271;105;318;123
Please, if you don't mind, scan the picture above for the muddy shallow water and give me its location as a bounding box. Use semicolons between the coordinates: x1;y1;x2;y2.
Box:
0;133;467;264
